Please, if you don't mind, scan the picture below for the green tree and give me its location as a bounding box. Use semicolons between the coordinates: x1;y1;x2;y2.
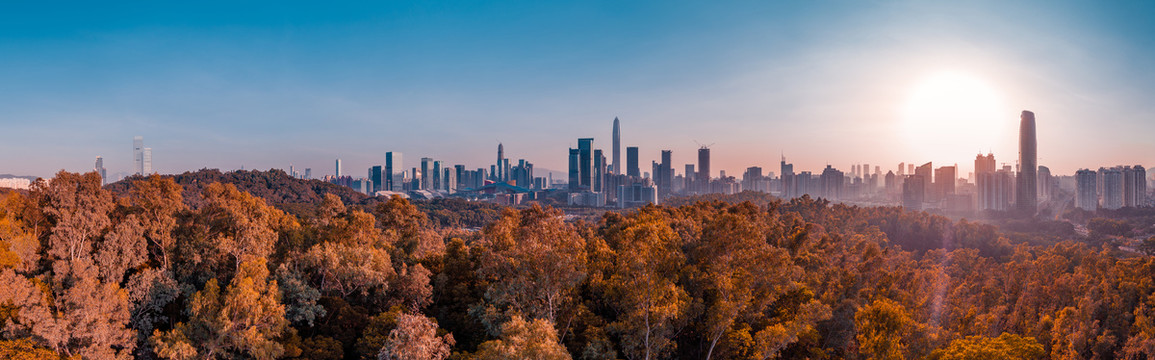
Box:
152;258;288;359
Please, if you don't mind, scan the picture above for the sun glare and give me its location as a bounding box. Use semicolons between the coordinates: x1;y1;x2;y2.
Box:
901;71;1009;160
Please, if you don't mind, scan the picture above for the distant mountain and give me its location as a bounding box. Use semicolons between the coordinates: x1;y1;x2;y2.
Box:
105;168;372;208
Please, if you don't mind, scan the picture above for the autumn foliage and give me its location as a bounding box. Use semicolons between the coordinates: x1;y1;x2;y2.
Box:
2;171;1154;359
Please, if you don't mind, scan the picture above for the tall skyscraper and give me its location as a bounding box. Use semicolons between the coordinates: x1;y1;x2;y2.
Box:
594;149;605;192
1076;169;1098;211
335;159;342;177
142;148;152;175
1123;165;1147;207
370;165;383;193
658;150;672;197
781;156;795;199
612;117;621;174
385;152;404;191
1102;167;1123;210
420;157;433;190
133;136;144;175
94;156;107;185
433;160;443;191
975;153;998;211
1016;110;1038;214
697;147;711;193
626;146;640;177
578;138;594;188
497;143;504;181
568;148;581;191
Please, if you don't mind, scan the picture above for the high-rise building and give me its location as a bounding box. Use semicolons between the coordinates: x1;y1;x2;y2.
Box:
385;152;404;191
975;153;998;211
579;138;594;189
1038;166;1052;201
497;143;504;182
658;150;672;197
697;147;711;193
1101;167;1123;210
626;146;640;177
1123;165;1147;207
820;165;844;200
335;159;342;178
304;168;312;180
903;175;926;210
1017;110;1038;214
142;148;152;175
684;164;695;192
781;156;795;199
1076;169;1098;211
133;136;144;175
568;148;581;191
420;158;433;190
594;149;605;192
370;165;383;193
935;165;957;200
612;117;621;175
433;160;443;191
915;162;932;200
94;156;107;185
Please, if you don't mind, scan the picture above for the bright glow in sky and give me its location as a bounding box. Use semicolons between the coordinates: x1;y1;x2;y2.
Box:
1;1;1154;179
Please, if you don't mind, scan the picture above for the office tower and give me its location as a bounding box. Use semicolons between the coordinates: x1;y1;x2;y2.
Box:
903;175;926;210
455;165;466;189
335;159;342;177
370;165;383;193
1037;166;1052;201
1017;110;1038;214
914;162;932;200
820;165;844;200
133;136;144;175
935;165;957;199
908;164;914;175
884;171;897;195
94;156;107;185
1102;167;1123;210
594;149;605;192
385;152;404;191
568;148;581;191
684;164;695;191
1076;169;1098;211
626;147;640;177
781;156;795;199
743;167;763;192
433;161;443;191
443;167;456;193
305;168;312;180
697;147;710;193
143;148;153;175
497;143;504;181
898;162;905;176
578;138;594;188
612;117;621;175
420;158;432;190
975;153;997;211
655;150;673;197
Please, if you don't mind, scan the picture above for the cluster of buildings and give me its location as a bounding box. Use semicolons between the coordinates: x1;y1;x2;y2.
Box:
313;111;1150;213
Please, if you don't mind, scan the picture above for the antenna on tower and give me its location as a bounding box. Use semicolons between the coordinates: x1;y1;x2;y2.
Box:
693;140;715;149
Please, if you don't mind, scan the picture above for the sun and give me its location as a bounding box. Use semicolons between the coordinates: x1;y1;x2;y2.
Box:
900;71;1010;161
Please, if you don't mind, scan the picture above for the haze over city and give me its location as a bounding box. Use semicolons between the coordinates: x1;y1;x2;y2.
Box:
3;1;1155;179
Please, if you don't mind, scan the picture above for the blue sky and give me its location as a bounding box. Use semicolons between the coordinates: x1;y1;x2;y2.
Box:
2;1;1154;179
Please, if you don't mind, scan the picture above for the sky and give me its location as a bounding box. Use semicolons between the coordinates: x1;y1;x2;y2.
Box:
2;1;1154;180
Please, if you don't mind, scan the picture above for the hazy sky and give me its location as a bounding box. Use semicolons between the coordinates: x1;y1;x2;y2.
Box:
2;1;1154;179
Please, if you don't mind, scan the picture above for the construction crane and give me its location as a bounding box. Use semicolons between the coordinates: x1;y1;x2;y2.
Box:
693;140;715;149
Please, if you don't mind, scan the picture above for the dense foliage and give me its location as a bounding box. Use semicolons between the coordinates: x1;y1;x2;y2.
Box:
2;171;1154;359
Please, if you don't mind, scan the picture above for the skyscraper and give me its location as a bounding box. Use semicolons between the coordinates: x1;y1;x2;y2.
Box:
385;152;404;191
578;138;594;188
658;150;672;197
420;157;433;190
142;148;152;175
1016;110;1038;214
626;146;640;177
95;156;106;185
781;156;795;199
697;147;710;193
133;136;144;175
568;148;581;191
335;159;342;177
975;153;998;211
1076;169;1098;211
594;149;605;192
497;143;504;181
612;117;621;175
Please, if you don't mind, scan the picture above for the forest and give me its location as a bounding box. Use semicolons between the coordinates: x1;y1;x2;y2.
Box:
2;170;1154;360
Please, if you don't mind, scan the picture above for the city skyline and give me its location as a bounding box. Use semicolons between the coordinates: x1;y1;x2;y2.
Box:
3;1;1155;178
